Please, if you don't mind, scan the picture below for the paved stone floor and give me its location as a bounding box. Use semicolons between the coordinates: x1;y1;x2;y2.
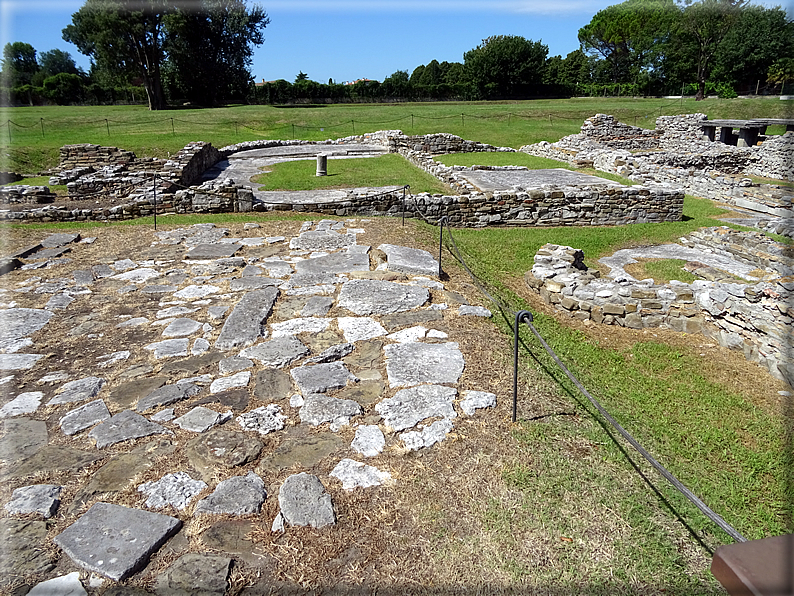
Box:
458;168;622;192
0;219;496;594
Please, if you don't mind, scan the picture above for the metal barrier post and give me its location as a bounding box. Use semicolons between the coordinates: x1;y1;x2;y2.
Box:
512;310;533;423
437;216;448;277
153;173;157;231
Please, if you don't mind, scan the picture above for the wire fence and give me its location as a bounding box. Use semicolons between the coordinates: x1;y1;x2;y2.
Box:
0;103;694;145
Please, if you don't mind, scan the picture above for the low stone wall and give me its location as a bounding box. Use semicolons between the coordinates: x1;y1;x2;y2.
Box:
681;226;794;276
521;114;794;216
525;240;794;385
162;141;222;186
57;144;136;170
0;185;56;204
580;113;660;150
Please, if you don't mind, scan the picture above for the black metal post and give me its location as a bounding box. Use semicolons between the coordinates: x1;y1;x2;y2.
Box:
106;119;110;136
171;118;175;135
512;310;533;423
40;118;44;138
402;186;409;226
437;216;448;278
153;173;157;231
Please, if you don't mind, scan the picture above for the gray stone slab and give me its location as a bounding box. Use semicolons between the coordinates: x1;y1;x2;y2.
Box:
236;404;287;436
375;385;457;432
289;230;356;251
137;383;201;412
458;168;622;191
299;393;362;427
242;264;263;276
47;376;106;405
0;391;44;418
282;271;346;289
0;308;53;349
72;269;95;285
378;244;439;277
208;305;230;320
185;243;242;260
302;295;334;317
337;317;387;342
240;336;309;368
144;338;190;359
380;309;445;333
460;390;497;416
112;268;160;284
219;355;254;374
254;368;293;401
215;288;278;351
400;418;454;450
0;418;47;461
27;572;86;596
330;458;391;490
185;429;263;482
173;284;220;300
155;553;231;596
92;263;114;278
294;252;369;275
173;406;231;433
338;279;428;315
278;473;335;528
162;318;203;338
89;410;171;448
60;399;111;435
209;371;250;393
46;293;75;310
229;277;281;291
0;353;44;370
4;484;61;518
290;361;356;394
195;471;266;515
0;519;56;576
138;472;208;510
384;342;464;388
256;429;343;474
305;342;354;364
458;305;492;317
54;502;182;580
351;425;385;457
41;232;80;248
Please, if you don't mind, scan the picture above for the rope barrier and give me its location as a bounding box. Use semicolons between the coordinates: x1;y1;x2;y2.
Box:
429;212;747;545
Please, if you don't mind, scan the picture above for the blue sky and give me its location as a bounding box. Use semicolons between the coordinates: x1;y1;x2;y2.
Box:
2;0;790;84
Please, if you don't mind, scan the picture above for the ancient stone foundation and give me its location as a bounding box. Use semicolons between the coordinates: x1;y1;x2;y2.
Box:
525;236;794;385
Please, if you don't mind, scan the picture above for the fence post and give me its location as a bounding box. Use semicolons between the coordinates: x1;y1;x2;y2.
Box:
153;173;157;231
437;216;448;277
106;119;110;136
512;310;534;422
40;118;44;138
171;118;175;135
402;186;406;227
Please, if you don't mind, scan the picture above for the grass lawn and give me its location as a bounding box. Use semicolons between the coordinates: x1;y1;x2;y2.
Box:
1;96;791;173
624;258;700;284
252;154;448;194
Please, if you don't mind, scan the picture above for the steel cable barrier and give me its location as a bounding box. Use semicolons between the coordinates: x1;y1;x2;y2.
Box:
412;199;748;545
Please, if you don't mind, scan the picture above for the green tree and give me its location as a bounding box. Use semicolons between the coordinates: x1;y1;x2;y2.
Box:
463;35;548;98
578;0;678;83
33;49;83;87
418;59;442;86
711;5;794;94
381;70;410;97
42;72;85;104
768;58;794;93
675;0;748;100
442;62;465;85
64;0;172;110
1;42;39;88
295;71;308;82
409;64;425;86
162;0;269;105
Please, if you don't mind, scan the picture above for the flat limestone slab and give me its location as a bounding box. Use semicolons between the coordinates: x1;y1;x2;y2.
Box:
215;288;278;351
291;362;356;394
89;410;171;448
54;502;182;580
185;243;242;260
289;230;356;251
376;384;457;432
240;336;309;368
277;472;335;528
378;244;439;277
384;342;464;387
338;280;428;315
195;471;266;515
330;458;391;490
295;252;369;275
0;308;53;348
458;168;622;191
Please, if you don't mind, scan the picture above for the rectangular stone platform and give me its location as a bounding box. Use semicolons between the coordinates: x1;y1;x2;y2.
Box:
457;168;622;192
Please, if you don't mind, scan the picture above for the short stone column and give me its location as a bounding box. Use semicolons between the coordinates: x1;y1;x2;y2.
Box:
316;154;328;177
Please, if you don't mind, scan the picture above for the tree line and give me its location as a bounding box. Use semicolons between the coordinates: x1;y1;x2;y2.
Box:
1;0;792;109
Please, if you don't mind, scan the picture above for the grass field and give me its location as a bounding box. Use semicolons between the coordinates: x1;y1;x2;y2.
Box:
1;96;791;173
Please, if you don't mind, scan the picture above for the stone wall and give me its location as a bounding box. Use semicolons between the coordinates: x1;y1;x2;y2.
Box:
0;185;56;204
525;239;794;385
521;114;794;216
57;144;136;170
580;113;661;150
